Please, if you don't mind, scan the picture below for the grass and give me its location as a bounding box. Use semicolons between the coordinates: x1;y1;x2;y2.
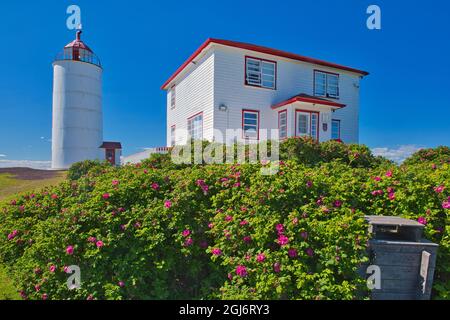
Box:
0;172;66;202
0;169;66;300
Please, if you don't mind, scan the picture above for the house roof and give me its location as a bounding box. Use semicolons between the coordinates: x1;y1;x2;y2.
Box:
161;38;369;89
100;142;122;149
64;31;93;53
271;93;346;109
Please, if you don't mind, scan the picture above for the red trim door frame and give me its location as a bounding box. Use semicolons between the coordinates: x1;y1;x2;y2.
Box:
294;109;320;141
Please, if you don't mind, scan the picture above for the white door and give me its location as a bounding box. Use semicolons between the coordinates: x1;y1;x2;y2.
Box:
296;111;319;139
297;112;310;137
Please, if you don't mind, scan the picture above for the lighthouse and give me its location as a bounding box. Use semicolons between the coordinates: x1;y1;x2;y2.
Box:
51;30;104;169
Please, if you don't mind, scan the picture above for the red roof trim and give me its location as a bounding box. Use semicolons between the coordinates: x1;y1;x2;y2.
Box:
161;38;369;89
272;96;346;109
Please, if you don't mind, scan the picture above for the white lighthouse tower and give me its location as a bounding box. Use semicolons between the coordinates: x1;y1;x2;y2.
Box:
51;30;104;169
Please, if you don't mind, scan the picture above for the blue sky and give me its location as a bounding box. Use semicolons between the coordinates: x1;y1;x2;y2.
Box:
0;0;449;167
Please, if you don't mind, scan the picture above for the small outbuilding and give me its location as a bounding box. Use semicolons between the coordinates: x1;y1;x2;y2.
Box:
100;142;122;166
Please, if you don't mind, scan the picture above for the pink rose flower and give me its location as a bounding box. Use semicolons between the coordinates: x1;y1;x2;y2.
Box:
306;181;313;188
35;285;41;292
276;224;284;234
211;248;222;256
418;217;427;225
184;238;193;246
273;262;281;273
235;265;248;277
49;265;56;273
208;223;214;229
88;236;97;243
118;281;125;288
277;235;289;246
243;236;252;243
373;176;381;182
256;253;266;262
51;194;58;199
388;192;396;201
305;248;314;257
385;170;393;178
66;245;74;255
42;293;48;300
442;201;450;209
164;200;172;208
288;248;298;258
112;180;119;186
182;230;191;237
102;193;110;200
240;220;249;226
225;215;233;222
333;200;342;208
96;241;104;248
151;183;160;190
434;185;445;193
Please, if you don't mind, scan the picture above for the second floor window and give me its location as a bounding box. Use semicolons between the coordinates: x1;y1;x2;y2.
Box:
314;71;339;99
188;113;203;140
245;57;276;89
170;85;176;109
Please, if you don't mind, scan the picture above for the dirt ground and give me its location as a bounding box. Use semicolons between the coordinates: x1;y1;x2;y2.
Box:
0;167;64;180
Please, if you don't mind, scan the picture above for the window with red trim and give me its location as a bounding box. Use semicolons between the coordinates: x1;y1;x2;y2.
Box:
188;113;203;140
331;119;341;140
314;70;339;99
242;110;259;139
245;57;276;89
278;110;287;139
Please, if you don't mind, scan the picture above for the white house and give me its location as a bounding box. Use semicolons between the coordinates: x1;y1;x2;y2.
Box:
162;38;369;146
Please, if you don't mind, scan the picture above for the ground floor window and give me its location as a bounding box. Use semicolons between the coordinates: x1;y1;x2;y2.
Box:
188;113;203;140
332;119;341;140
278;110;287;139
171;125;176;146
242;109;260;140
295;110;319;140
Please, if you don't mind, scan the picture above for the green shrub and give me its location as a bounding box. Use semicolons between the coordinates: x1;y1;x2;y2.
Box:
402;146;450;167
0;144;448;300
67;160;111;181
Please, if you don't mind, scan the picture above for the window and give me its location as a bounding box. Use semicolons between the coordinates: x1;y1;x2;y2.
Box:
331;119;340;140
188;113;203;140
245;57;276;89
295;110;319;140
242;110;260;140
170;86;176;109
170;125;176;146
314;71;339;98
278;110;287;139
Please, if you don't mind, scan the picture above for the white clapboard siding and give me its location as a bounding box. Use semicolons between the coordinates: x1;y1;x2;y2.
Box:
166;51;215;146
165;43;362;145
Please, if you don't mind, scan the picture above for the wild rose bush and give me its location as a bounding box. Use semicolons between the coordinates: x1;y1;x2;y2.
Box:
0;139;448;300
